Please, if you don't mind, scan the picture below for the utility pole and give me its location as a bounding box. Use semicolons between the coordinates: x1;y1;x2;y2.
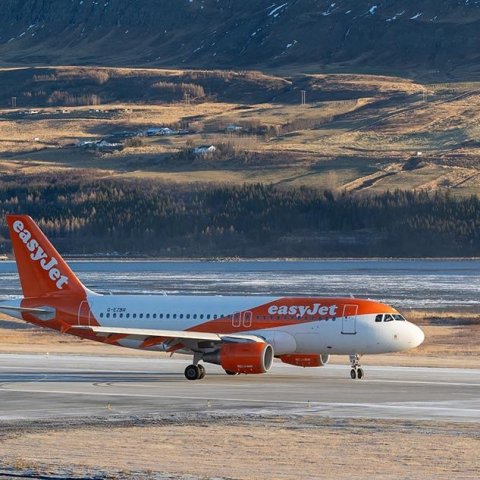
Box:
11;97;16;108
300;90;306;106
184;93;191;106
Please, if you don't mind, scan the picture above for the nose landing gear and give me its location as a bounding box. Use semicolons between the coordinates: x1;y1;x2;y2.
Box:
349;354;364;380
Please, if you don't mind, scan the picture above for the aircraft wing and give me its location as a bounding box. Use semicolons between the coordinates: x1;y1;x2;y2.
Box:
74;326;263;344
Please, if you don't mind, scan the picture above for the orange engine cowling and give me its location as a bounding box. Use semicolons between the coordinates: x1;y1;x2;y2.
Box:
203;342;274;374
280;353;330;368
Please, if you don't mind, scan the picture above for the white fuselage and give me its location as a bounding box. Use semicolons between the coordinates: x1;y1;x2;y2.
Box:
86;293;424;355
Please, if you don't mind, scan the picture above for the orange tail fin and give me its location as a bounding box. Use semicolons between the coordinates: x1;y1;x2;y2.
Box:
6;215;86;298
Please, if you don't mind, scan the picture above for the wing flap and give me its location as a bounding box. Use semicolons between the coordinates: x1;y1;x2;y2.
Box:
74;326;262;344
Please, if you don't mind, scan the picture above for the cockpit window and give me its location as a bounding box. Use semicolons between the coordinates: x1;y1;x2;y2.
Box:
384;314;394;322
393;314;406;321
375;314;383;322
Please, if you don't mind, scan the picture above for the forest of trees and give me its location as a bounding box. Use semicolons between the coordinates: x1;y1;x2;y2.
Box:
0;180;479;257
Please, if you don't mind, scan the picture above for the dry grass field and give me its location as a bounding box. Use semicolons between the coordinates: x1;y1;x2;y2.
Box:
1;417;479;480
1;67;480;194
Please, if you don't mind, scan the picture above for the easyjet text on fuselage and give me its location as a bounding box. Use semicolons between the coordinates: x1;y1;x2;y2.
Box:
268;303;338;317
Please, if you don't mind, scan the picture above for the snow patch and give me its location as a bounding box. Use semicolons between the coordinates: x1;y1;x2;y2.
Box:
322;2;336;16
386;10;405;22
268;3;288;17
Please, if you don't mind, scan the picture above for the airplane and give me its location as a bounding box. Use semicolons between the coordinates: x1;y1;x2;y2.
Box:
0;215;424;381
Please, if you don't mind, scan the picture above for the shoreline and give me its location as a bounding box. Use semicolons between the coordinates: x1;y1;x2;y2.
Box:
2;256;480;262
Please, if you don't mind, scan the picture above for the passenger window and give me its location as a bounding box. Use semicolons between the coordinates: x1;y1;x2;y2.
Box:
132;313;136;318
153;314;157;319
139;313;143;319
113;313;117;319
119;313;123;318
206;314;210;319
173;314;177;319
166;314;170;319
213;314;217;319
186;314;190;319
126;313;130;319
146;314;150;319
106;313;110;318
375;314;383;322
100;313;104;318
384;314;394;322
193;314;197;319
180;314;184;319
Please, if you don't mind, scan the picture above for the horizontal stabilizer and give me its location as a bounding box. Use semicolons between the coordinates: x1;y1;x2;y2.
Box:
0;305;52;314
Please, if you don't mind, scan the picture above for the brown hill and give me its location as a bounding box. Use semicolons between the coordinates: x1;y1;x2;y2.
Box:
1;1;480;78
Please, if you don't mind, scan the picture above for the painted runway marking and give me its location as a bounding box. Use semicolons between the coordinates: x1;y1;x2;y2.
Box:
0;385;479;415
368;379;480;387
2;372;480;389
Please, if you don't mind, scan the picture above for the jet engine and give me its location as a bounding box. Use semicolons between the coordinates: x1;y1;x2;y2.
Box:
203;342;274;374
280;353;330;367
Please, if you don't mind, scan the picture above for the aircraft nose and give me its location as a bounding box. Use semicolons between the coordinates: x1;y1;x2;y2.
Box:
409;323;425;348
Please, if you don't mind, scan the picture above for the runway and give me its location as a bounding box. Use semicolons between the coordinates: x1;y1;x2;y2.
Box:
0;353;479;423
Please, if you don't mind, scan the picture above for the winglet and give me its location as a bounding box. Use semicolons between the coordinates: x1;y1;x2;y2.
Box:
6;215;87;298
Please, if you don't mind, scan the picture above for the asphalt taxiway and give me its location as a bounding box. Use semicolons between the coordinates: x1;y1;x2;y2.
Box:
0;353;479;423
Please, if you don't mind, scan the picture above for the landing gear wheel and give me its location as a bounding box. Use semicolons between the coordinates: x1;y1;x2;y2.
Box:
225;370;238;376
198;364;206;379
185;364;200;381
349;354;363;380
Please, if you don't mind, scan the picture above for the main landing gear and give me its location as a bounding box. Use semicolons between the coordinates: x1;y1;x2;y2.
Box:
349;354;364;380
184;363;206;380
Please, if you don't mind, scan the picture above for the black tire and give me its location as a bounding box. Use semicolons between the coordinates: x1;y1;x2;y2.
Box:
350;368;357;380
357;368;364;379
185;364;200;380
225;370;238;376
198;364;206;379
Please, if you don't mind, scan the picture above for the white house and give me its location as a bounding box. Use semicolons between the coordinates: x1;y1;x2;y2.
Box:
193;145;217;154
145;127;175;136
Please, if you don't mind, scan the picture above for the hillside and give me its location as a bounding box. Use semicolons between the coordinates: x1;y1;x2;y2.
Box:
1;1;480;78
1;66;479;196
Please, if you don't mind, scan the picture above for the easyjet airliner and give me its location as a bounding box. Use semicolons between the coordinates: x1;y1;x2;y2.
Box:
0;215;424;380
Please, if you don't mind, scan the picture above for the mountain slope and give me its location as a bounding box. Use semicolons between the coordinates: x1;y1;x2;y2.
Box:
1;0;480;78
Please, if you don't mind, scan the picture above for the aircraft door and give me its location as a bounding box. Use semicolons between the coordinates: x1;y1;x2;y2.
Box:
341;304;357;334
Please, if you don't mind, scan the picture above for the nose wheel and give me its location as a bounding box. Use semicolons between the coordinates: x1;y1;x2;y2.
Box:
349;354;364;380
